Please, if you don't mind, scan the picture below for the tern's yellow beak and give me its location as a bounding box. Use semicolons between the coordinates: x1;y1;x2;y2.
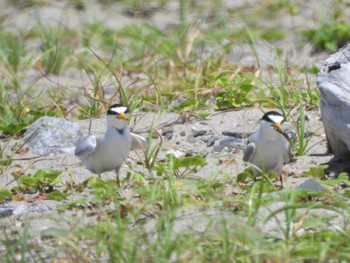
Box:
272;123;283;133
117;113;127;120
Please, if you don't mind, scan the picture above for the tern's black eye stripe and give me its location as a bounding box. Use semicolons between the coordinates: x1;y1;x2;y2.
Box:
107;108;129;115
107;109;115;115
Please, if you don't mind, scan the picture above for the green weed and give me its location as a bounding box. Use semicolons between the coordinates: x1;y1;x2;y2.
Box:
292;104;308;156
11;169;67;201
215;72;255;109
154;154;207;178
302;23;350;51
0;29;26;73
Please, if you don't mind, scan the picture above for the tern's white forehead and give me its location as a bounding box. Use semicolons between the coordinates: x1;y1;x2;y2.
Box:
268;114;284;124
108;106;128;114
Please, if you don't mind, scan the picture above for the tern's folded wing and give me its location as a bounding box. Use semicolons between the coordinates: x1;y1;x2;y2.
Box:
131;133;147;150
283;138;291;164
74;135;97;156
243;142;256;162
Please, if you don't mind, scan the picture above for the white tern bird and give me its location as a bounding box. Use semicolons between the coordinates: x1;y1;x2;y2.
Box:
75;103;147;184
243;111;291;187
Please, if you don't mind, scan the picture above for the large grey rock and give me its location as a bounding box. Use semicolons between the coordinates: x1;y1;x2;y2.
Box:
295;178;325;192
12;203;52;216
0;203;53;218
317;43;350;155
24;117;82;155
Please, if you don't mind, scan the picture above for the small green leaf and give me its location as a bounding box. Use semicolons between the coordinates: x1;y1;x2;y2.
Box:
57;198;88;211
152;164;167;175
342;190;350;199
211;182;224;190
18;175;37;186
87;177;109;188
197;111;210;119
0;188;12;202
0;158;11;166
46;191;68;201
325;173;349;187
239;83;255;92
45;172;62;182
172;155;207;169
303;166;325;179
250;181;275;193
33;170;62;181
307;65;320;74
236;170;255;183
338;172;348;181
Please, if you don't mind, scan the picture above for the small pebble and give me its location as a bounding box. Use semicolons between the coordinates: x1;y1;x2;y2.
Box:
222;131;249;139
285;129;297;140
163;131;173;140
176;117;185;124
298;114;310;121
162;127;174;140
194;130;207;137
187;135;196;143
0;132;6;139
206;136;219;147
200;137;209;143
0;206;16;218
166;149;186;158
192;127;207;137
214;145;224;152
219;136;243;147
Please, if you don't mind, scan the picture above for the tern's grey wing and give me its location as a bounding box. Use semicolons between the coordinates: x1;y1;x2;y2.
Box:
283;138;291;164
131;132;147;150
243;142;256;162
74;135;97;156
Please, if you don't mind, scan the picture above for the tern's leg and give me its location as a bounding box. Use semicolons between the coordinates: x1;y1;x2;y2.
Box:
280;176;284;188
280;169;287;188
115;166;121;186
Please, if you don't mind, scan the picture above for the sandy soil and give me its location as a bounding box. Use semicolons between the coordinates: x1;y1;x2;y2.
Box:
0;107;331;236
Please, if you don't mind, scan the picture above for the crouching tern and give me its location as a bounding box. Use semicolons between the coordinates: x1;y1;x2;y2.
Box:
243;111;291;187
75;103;147;183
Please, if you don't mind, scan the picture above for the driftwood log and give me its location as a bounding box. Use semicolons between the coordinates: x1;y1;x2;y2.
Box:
317;43;350;156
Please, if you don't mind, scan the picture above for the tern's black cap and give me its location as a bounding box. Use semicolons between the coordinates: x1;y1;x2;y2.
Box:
107;104;129;115
262;111;284;124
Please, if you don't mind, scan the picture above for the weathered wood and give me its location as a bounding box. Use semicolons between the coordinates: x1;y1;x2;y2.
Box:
317;43;350;155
